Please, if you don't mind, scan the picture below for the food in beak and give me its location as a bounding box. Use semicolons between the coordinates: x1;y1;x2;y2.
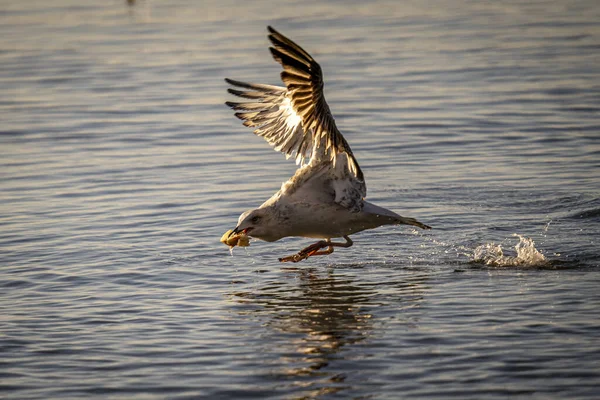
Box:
220;229;250;248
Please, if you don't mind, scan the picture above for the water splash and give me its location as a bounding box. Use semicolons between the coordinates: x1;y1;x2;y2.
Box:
472;234;547;267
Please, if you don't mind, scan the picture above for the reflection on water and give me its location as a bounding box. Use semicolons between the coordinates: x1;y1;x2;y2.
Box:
230;267;430;397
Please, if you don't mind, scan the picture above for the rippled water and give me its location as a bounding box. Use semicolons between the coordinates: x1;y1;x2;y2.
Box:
2;1;600;399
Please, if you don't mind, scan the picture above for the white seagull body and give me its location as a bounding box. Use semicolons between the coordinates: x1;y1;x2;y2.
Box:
225;26;430;262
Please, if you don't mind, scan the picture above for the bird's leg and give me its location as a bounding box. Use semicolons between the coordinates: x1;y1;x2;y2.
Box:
279;236;353;263
307;246;334;256
279;240;329;263
333;235;353;248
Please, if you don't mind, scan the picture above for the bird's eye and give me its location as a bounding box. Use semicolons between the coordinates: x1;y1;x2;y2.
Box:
251;216;261;224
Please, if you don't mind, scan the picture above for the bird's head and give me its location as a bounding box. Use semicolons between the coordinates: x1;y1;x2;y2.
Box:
231;207;280;242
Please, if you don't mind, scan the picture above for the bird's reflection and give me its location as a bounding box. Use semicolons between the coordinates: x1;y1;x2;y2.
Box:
230;266;429;397
273;268;373;359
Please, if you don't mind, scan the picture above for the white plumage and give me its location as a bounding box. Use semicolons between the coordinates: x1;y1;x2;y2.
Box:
225;26;430;262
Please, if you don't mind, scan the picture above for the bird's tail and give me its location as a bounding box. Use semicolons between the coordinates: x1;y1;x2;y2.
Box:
395;216;431;230
362;201;431;230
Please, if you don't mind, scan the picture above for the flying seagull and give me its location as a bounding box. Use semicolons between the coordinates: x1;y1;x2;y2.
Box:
224;26;430;263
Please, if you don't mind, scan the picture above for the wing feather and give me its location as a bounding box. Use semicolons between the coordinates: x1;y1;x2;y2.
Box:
225;26;367;210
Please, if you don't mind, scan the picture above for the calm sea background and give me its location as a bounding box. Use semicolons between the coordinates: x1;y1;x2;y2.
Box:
1;0;599;399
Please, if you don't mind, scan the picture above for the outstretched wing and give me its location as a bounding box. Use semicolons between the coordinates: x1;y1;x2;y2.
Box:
225;26;365;190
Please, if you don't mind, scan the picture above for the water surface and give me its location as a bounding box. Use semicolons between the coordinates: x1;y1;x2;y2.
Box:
1;0;600;399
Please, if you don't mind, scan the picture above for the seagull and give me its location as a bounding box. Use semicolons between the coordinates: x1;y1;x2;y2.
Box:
224;26;430;263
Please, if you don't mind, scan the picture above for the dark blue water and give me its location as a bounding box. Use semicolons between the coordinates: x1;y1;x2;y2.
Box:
1;1;599;398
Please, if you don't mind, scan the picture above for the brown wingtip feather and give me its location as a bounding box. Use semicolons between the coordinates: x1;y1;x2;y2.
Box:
267;26;314;63
225;27;367;201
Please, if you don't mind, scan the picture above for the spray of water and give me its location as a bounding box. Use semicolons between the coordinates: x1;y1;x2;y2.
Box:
411;229;549;267
472;234;547;267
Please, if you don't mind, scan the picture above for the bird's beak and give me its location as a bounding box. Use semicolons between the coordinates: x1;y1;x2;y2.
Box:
228;227;240;238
